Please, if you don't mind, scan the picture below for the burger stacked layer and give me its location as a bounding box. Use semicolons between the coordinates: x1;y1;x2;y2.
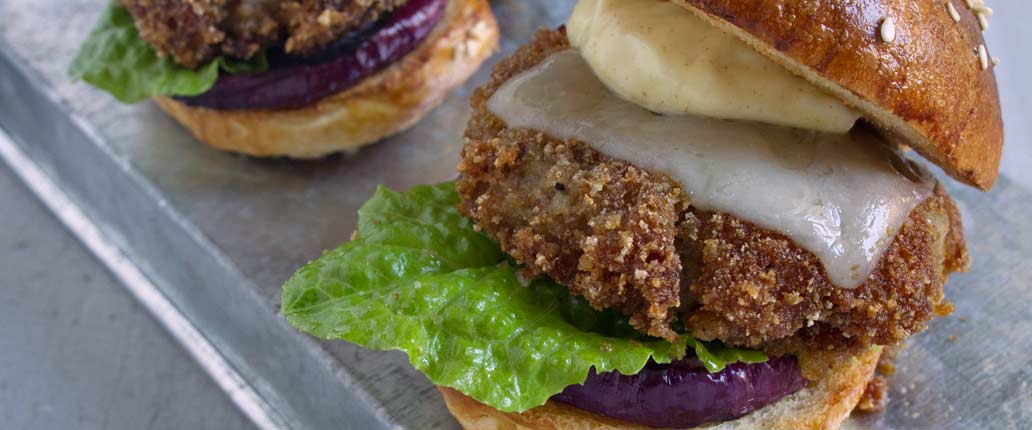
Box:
69;0;498;156
278;0;999;429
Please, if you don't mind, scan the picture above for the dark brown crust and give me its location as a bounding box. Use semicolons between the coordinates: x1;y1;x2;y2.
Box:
682;183;965;347
121;0;406;68
458;29;969;347
460;28;683;340
460;125;687;341
671;0;1003;190
121;0;230;69
281;0;408;55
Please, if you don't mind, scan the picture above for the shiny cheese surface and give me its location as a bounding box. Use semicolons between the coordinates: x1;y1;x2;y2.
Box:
487;51;934;288
567;0;859;133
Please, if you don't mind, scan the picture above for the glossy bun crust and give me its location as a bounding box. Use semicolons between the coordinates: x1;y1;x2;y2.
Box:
155;0;497;158
439;344;882;430
672;0;1003;190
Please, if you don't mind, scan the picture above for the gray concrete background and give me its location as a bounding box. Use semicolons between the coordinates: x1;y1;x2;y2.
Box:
985;1;1032;191
0;163;254;430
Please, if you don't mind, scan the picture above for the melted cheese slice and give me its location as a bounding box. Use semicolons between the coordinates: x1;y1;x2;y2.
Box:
487;51;934;288
567;0;860;133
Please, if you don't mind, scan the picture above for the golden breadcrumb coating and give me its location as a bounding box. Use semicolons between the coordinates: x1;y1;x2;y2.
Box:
121;0;406;68
679;184;965;347
458;29;969;347
460;128;687;341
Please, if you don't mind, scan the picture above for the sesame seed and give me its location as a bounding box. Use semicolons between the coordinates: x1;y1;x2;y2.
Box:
992;57;1000;66
978;44;989;70
880;17;897;43
978;13;989;31
974;5;993;16
946;2;961;22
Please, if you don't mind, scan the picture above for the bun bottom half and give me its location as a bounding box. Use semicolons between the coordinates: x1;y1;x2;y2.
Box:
155;0;498;158
438;345;881;430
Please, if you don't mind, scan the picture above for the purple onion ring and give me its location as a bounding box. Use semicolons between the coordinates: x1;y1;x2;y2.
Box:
176;0;447;110
552;355;807;428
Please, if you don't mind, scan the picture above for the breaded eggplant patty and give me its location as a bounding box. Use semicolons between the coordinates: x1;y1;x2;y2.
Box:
457;29;969;347
122;0;407;68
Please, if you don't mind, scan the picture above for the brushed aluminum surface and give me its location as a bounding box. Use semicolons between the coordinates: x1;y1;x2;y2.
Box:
0;1;1028;429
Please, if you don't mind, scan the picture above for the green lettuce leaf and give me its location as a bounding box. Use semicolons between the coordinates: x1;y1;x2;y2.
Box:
68;3;266;103
282;182;766;413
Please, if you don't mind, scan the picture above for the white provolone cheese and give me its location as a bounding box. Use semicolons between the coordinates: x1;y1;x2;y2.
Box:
567;0;860;133
487;51;934;288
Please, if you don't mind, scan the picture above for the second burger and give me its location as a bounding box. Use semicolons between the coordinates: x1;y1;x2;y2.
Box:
70;0;499;157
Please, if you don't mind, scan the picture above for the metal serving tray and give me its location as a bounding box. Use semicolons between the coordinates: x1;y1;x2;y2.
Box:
0;1;1028;429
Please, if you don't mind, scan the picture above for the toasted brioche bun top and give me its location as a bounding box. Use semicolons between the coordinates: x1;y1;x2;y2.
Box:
671;0;1003;190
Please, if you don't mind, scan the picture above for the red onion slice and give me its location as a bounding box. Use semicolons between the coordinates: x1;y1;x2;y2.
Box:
552;355;807;428
176;0;446;110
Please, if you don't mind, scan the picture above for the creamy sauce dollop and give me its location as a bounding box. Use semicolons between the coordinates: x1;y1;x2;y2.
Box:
567;0;859;133
487;51;935;288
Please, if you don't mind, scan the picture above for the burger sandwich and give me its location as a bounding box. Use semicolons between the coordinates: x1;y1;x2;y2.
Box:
281;0;1003;428
69;0;499;157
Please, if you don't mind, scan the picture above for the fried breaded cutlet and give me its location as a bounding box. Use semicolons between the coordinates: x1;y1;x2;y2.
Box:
457;29;970;348
121;0;407;68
